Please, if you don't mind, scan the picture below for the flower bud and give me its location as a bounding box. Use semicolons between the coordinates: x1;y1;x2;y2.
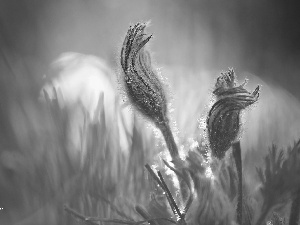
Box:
207;69;260;159
120;22;168;127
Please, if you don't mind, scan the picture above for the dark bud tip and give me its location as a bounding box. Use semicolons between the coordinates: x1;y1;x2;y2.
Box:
207;69;260;159
120;22;168;126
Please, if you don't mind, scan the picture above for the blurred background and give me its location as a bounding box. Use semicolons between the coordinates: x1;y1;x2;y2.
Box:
1;0;300;95
0;0;299;147
0;0;300;224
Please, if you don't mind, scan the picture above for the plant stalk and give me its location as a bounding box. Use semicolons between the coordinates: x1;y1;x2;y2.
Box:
232;141;243;225
289;188;300;225
158;121;179;160
157;121;191;201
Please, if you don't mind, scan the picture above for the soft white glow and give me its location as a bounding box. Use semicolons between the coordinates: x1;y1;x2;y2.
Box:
40;52;134;155
205;166;215;180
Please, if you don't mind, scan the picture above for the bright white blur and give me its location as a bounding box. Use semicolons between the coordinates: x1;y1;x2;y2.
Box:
40;52;133;156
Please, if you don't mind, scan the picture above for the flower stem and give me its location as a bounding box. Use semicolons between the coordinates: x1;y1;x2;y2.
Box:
289;188;300;225
232;141;243;225
158;121;179;160
158;121;191;201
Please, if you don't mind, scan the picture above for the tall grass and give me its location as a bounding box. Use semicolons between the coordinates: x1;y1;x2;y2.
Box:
0;88;161;224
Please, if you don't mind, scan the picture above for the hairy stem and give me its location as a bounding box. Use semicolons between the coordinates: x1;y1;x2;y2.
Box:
232;141;243;225
157;121;192;201
289;188;300;225
158;121;179;160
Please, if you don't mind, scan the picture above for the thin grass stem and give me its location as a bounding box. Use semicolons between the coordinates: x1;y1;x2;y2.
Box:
289;188;300;225
64;205;99;225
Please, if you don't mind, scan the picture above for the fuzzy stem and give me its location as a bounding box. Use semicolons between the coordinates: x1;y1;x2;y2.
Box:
232;141;243;225
158;121;179;160
157;121;191;201
289;189;300;225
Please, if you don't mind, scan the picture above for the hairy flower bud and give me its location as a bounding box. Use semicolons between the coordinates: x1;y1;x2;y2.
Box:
120;22;168;127
207;69;260;159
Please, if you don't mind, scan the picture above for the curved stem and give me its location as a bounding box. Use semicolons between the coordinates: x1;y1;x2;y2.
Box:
232;141;243;225
157;121;191;201
158;122;179;160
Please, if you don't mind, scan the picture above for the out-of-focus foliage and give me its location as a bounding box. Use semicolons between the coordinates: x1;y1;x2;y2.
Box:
0;86;159;224
255;141;300;225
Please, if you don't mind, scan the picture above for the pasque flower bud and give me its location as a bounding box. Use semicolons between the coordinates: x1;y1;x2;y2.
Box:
120;22;179;159
207;69;260;159
120;22;168;127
